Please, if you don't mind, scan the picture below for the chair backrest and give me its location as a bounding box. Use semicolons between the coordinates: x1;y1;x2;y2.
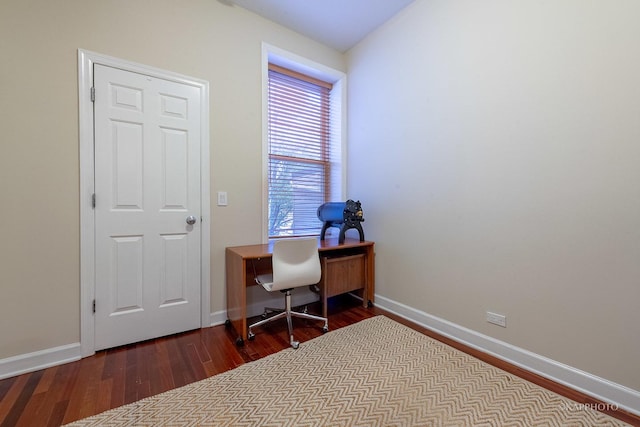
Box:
270;238;322;292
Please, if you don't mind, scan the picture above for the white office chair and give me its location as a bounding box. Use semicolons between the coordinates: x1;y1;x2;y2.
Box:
247;238;329;349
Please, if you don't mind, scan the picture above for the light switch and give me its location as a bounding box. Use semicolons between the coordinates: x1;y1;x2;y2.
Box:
217;191;228;206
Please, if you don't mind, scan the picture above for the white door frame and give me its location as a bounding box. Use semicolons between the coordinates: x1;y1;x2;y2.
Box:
78;49;210;357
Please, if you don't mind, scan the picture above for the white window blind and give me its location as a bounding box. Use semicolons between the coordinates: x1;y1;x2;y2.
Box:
268;64;333;237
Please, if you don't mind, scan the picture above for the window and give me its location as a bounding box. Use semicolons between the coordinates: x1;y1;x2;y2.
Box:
267;64;338;238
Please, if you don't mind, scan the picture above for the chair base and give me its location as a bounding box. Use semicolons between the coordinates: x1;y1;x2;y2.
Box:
248;289;328;349
261;304;310;319
260;306;285;319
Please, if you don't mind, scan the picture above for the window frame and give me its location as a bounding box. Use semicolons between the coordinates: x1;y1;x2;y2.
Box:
261;43;347;242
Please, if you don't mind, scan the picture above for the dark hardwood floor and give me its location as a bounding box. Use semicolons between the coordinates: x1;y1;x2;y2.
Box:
1;296;638;427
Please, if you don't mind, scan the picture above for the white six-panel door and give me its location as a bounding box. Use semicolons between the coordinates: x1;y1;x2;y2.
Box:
93;64;201;350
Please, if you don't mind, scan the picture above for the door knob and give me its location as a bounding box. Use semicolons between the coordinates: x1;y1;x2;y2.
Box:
186;215;197;225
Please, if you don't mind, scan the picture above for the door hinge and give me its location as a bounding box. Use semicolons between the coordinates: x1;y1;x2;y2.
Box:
90;87;95;102
91;193;96;208
92;299;96;314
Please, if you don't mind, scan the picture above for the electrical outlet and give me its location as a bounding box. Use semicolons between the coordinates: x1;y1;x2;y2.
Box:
486;311;507;328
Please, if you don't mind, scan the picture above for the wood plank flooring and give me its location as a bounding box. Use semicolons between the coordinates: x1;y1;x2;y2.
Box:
1;296;638;426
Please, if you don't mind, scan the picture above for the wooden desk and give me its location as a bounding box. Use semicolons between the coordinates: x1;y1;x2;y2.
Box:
225;237;375;345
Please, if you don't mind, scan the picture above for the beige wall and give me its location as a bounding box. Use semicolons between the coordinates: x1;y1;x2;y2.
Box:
2;0;638;400
0;0;344;359
347;0;640;391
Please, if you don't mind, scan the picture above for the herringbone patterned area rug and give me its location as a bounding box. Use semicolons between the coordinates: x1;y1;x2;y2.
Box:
66;316;629;426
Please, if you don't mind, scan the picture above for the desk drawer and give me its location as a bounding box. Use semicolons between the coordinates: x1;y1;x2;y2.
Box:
321;254;366;298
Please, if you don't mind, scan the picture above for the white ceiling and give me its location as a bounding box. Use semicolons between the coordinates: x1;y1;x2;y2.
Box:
225;0;415;52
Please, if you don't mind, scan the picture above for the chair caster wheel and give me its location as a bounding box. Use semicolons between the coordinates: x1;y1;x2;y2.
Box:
247;331;255;341
291;341;300;349
224;319;231;328
235;337;244;347
322;325;329;333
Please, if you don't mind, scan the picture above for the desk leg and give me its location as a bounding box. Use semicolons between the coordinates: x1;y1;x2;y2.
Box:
365;245;375;308
322;287;328;319
225;250;247;346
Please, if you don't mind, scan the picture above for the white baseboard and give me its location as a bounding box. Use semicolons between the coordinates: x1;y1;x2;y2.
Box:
374;294;640;416
210;309;228;327
12;294;635;417
2;290;321;380
0;343;81;380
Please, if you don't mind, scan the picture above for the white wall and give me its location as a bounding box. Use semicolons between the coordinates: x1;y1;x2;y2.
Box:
348;0;640;393
0;0;344;360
